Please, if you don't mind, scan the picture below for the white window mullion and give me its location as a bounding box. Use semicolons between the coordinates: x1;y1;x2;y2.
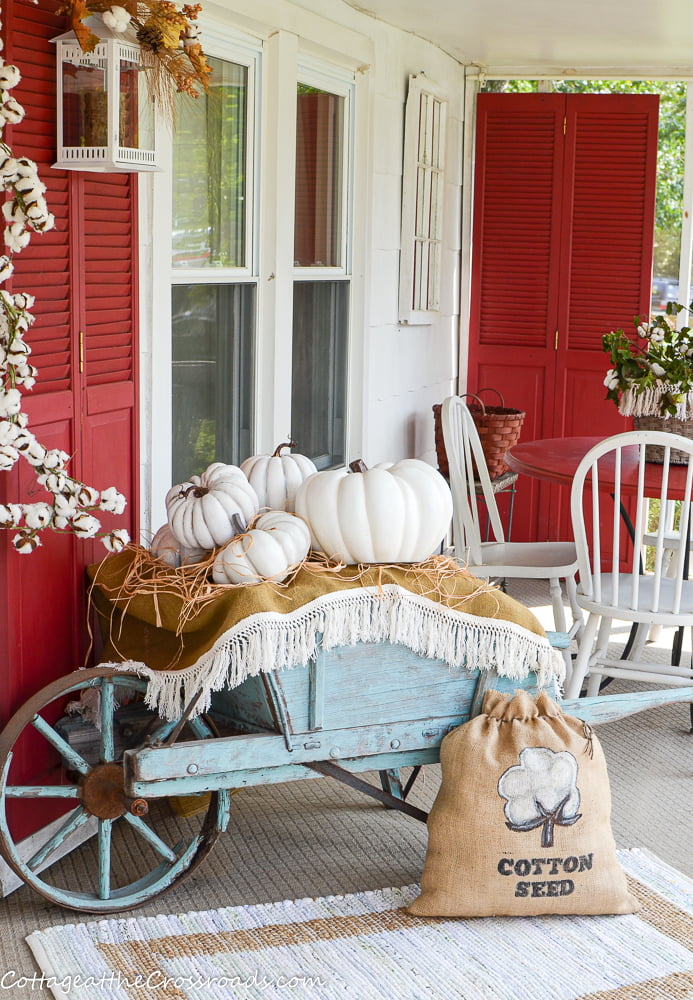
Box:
256;30;299;453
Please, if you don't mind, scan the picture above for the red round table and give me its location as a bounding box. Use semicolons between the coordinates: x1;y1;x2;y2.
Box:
506;435;693;499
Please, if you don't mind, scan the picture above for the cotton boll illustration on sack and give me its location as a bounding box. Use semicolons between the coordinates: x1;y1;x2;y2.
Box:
408;689;640;918
498;746;582;849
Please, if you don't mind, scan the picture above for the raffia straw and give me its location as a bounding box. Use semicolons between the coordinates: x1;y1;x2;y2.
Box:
88;544;502;657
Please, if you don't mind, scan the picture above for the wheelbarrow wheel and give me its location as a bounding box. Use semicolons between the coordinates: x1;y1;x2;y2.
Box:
0;667;228;913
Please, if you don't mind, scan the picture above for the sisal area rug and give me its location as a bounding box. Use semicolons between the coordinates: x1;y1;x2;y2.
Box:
26;849;693;1000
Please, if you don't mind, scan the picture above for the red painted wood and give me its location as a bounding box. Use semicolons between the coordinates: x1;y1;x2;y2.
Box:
506;435;693;499
0;1;140;842
468;93;658;544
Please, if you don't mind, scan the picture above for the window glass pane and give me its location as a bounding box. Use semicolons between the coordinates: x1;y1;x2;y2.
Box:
294;85;344;267
172;57;248;268
291;281;348;468
172;284;254;481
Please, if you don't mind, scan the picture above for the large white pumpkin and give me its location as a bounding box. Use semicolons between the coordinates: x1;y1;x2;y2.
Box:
165;462;259;550
241;442;317;512
212;510;311;585
294;459;453;564
150;524;208;567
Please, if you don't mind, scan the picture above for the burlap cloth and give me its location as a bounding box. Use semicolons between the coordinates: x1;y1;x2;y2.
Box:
86;548;562;720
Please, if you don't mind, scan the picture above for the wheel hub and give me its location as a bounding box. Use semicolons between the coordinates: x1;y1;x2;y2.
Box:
80;763;129;820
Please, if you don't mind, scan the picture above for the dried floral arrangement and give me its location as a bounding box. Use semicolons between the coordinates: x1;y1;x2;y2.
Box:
58;0;211;108
0;4;129;553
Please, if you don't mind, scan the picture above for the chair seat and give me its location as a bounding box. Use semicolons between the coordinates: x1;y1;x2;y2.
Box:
576;574;693;625
468;540;579;579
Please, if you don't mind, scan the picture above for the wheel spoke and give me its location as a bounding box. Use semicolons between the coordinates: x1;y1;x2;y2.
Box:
100;679;115;763
97;819;112;899
5;784;80;798
122;812;178;862
27;806;91;872
31;714;90;775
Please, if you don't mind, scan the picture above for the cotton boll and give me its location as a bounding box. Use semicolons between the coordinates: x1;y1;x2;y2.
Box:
0;387;21;415
0;419;18;445
77;484;101;507
13;532;41;553
102;6;131;32
23;502;52;529
4;224;30;253
71;513;101;538
0;96;24;124
0;443;18;470
103;528;130;552
0;255;13;281
99;486;127;514
0;64;21;90
0;155;17;180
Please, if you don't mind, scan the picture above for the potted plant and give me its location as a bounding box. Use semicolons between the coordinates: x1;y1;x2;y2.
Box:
602;302;693;421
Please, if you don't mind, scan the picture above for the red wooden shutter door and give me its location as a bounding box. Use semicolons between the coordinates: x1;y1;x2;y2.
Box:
0;0;139;841
468;92;658;542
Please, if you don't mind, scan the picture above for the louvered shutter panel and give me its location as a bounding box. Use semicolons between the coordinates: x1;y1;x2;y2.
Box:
470;94;564;352
467;92;657;543
562;96;658;352
6;0;72;396
83;174;135;385
0;0;139;809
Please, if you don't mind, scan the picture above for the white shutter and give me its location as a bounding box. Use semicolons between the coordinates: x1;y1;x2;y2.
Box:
399;74;447;325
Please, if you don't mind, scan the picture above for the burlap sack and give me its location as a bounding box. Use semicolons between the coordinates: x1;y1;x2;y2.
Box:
408;689;640;917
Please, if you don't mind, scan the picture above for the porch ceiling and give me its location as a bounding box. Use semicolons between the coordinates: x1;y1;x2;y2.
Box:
344;0;693;76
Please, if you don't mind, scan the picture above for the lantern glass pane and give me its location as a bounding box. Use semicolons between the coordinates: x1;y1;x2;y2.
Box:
172;56;248;268
118;59;154;151
62;59;107;147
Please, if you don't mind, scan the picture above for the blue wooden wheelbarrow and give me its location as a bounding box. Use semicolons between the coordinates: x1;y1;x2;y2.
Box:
0;635;690;913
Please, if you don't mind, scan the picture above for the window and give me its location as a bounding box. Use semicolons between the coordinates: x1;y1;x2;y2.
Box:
292;72;352;468
163;28;358;498
170;52;256;481
399;74;447;324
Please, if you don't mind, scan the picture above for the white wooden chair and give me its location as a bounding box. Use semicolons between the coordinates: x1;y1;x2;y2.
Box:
441;396;583;670
564;430;693;700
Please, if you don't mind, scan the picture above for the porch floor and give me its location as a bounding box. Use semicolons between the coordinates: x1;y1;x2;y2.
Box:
1;578;691;981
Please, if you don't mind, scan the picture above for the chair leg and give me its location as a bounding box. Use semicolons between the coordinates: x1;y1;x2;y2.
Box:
549;577;568;633
564;613;600;699
565;574;584;640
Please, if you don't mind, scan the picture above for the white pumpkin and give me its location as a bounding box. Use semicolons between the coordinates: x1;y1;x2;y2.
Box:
212;510;311;585
294;459;453;564
241;441;317;512
165;462;259;550
150;524;208;567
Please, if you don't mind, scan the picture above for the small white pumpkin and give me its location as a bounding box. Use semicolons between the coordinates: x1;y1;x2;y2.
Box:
212;510;311;585
150;524;208;567
295;458;453;564
165;462;260;550
241;441;317;512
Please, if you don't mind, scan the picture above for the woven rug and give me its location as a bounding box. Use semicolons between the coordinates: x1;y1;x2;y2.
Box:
26;849;693;1000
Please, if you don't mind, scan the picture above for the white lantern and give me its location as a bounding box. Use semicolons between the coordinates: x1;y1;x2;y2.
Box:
52;14;158;172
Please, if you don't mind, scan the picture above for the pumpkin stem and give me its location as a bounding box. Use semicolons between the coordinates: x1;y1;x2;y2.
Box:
180;485;209;499
272;440;296;457
349;459;368;473
230;513;246;536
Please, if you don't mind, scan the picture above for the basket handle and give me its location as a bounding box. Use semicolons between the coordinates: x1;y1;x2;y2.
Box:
460;393;486;416
476;387;505;407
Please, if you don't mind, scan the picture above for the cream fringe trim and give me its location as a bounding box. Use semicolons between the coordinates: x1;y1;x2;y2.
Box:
101;585;565;721
618;384;693;420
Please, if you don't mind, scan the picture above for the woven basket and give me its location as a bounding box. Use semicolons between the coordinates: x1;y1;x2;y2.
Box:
433;390;526;480
633;414;693;464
